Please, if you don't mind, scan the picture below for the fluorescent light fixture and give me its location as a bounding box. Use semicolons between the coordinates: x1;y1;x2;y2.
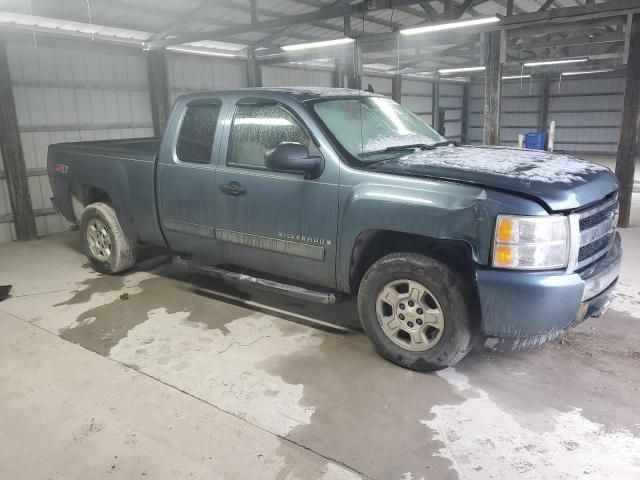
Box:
561;69;613;76
282;38;353;51
406;71;434;77
502;75;531;80
166;46;237;57
439;66;485;74
0;11;152;41
444;77;471;83
400;16;500;36
523;58;587;67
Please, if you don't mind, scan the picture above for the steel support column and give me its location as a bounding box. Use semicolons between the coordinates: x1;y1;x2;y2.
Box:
461;82;470;143
432;72;440;132
615;13;640;227
539;74;551;132
146;48;171;137
333;58;345;88
0;41;37;240
392;74;402;103
346;42;362;90
247;48;262;88
483;30;502;145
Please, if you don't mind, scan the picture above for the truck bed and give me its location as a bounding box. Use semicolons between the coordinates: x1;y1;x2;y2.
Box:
47;136;166;248
52;137;161;162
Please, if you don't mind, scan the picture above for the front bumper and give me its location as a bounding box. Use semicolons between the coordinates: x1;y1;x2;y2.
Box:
477;231;621;347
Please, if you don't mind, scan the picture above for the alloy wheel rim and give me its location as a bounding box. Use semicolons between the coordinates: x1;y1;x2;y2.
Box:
375;279;445;352
86;218;112;262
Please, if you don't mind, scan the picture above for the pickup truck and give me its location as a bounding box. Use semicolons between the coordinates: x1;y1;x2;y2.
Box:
48;87;622;371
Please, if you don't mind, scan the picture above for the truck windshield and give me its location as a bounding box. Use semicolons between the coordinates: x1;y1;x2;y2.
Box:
313;97;446;162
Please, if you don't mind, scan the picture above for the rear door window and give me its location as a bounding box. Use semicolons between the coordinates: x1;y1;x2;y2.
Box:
176;103;221;164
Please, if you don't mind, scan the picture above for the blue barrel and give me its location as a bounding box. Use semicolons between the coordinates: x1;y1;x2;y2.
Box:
524;132;547;150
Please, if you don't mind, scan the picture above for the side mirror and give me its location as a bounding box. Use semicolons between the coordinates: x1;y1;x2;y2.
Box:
265;142;322;179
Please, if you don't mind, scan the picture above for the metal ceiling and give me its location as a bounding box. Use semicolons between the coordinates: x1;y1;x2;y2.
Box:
0;0;638;75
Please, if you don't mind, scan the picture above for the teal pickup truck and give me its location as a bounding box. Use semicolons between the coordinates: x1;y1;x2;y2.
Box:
48;87;621;371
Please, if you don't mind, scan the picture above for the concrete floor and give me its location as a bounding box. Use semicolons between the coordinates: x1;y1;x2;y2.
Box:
1;199;640;480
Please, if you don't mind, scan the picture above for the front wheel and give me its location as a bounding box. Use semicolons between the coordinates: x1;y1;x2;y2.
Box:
357;252;476;371
80;202;137;274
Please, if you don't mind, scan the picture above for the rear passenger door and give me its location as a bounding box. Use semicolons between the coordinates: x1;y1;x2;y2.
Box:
213;99;339;289
156;98;225;256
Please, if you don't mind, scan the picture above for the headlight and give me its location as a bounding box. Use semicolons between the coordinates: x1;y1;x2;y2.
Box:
492;215;569;270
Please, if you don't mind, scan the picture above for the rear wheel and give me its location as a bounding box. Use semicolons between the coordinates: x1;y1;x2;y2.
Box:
80;202;137;274
357;252;476;371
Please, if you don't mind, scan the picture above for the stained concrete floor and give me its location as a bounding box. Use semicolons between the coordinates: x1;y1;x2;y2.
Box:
1;204;640;480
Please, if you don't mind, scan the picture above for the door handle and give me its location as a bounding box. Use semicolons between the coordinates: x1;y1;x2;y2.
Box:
219;181;246;196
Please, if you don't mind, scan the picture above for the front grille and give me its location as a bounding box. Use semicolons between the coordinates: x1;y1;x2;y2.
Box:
579;200;617;230
574;195;618;270
578;234;612;263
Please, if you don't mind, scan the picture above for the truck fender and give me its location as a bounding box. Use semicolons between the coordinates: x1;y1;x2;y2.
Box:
335;182;537;293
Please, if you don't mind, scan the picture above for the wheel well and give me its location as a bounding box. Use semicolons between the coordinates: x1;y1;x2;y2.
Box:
69;186;113;223
349;230;476;293
81;186;112;206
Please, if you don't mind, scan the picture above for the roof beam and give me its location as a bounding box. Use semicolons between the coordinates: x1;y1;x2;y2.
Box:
538;0;557;13
251;0;349;48
210;0;345;35
457;0;481;18
509;32;624;51
419;1;439;19
492;0;527;15
251;0;258;23
292;0;405;30
500;0;640;29
150;1;217;40
2;0;318;45
148;1;423;48
2;2;155;34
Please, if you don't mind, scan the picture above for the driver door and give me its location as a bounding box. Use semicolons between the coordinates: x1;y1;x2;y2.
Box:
213;100;339;288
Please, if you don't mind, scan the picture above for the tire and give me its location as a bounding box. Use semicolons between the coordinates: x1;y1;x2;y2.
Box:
357;252;476;371
80;202;137;274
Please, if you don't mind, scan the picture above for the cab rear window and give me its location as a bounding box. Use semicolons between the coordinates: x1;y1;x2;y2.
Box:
176;104;221;163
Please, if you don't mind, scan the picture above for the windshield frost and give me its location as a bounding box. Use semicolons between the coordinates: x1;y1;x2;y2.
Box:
313;97;445;161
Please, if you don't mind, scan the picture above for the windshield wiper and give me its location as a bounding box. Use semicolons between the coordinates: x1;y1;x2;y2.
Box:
360;143;434;158
385;143;435;152
431;140;461;148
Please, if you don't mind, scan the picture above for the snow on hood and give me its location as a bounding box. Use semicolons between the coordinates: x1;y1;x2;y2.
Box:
394;145;609;184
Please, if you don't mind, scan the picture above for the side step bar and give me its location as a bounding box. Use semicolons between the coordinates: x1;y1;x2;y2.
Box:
173;256;341;305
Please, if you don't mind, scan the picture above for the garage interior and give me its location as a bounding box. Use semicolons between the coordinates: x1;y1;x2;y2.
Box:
1;0;640;478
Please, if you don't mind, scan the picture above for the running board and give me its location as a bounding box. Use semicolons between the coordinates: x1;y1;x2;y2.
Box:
173;256;341;304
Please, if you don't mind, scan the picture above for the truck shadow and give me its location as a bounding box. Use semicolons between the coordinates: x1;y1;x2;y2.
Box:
175;269;364;335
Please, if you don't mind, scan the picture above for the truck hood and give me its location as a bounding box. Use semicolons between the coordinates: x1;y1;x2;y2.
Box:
366;145;618;211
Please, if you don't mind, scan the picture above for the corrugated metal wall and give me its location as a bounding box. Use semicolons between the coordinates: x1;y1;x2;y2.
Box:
469;78;543;146
361;74;464;139
166;52;248;104
1;39;154;242
549;76;624;153
0;149;13;243
0;39;628;244
401;78;431;124
469;74;625;153
262;65;333;87
438;81;464;140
